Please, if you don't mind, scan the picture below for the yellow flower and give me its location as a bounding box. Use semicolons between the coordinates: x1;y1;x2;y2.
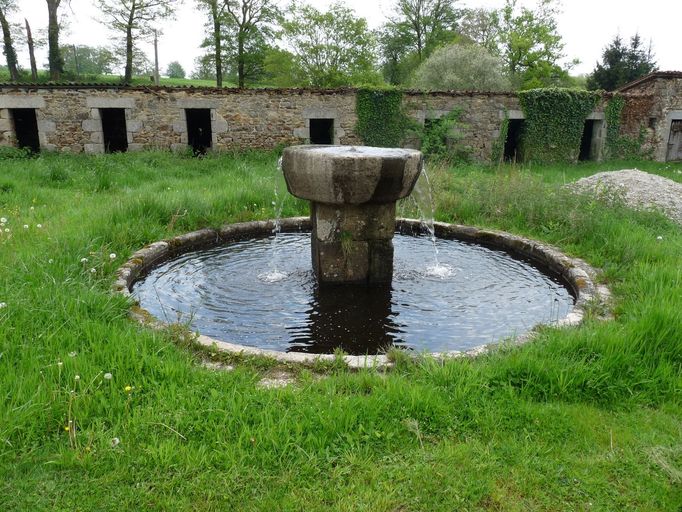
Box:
64;425;70;432
124;385;133;393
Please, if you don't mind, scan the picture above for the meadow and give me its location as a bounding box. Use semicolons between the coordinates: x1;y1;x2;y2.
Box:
0;150;680;511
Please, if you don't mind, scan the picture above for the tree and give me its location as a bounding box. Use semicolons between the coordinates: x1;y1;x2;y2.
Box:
165;59;185;78
458;7;500;54
281;3;380;88
96;0;179;84
387;0;459;63
498;0;566;89
0;0;19;81
46;0;67;80
25;18;38;81
411;43;511;91
223;0;279;88
586;34;657;91
195;0;226;86
62;45;119;76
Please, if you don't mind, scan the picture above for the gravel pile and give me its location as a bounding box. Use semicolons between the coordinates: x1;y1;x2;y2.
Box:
572;169;682;225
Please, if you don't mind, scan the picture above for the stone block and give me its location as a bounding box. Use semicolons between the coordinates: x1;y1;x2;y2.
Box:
127;120;143;132
38;120;56;133
86;97;135;109
368;240;394;284
0;95;45;109
84;143;104;154
314;239;369;284
0;119;10;131
82;119;101;132
314;203;396;241
127;143;145;152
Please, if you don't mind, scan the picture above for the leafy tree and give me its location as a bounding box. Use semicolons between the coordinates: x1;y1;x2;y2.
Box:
165;59;185;78
96;0;179;84
458;7;500;54
61;45;119;76
195;0;226;86
378;26;419;85
25;18;39;81
224;0;279;88
281;3;380;88
0;0;19;81
586;34;657;91
261;47;299;87
387;0;459;62
498;0;566;89
46;0;67;80
411;43;511;91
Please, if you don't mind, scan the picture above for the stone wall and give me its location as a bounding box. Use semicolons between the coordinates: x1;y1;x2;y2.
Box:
0;83;673;161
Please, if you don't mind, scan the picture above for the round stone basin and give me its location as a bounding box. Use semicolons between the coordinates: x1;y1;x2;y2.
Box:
125;220;588;357
281;145;423;204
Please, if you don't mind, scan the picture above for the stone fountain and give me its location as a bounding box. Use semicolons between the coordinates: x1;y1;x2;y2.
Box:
281;145;423;284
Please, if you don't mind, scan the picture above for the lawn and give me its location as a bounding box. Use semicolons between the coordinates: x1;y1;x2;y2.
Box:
0;150;680;511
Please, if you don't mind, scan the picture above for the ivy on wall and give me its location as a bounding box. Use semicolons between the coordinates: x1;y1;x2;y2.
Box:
518;88;601;163
355;88;414;147
604;93;651;159
421;109;472;163
491;108;509;165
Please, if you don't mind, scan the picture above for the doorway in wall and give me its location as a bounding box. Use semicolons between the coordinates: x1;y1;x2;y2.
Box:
503;119;525;162
310;118;334;144
100;108;128;153
185;109;212;155
667;120;682;161
579;120;597;161
10;108;40;153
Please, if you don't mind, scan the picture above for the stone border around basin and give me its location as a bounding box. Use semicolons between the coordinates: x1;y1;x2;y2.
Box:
114;217;610;369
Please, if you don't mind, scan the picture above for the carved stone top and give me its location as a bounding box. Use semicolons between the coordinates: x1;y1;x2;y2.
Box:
281;145;423;205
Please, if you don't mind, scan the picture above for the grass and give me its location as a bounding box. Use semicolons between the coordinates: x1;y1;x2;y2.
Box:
0;151;680;511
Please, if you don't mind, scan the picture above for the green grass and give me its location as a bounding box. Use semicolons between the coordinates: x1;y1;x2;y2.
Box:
0;151;680;511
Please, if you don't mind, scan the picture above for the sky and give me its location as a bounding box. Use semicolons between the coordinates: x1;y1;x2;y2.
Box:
9;0;681;78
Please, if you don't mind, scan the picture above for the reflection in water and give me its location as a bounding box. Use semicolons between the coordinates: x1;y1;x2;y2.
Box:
289;283;400;354
132;233;574;355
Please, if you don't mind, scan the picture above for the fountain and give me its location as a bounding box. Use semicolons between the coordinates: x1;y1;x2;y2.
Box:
119;145;606;361
281;145;423;284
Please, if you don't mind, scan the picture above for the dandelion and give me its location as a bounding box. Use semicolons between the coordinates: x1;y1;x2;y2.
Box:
80;257;88;263
103;372;113;380
23;225;28;229
0;217;6;223
111;437;121;448
74;375;80;381
90;268;96;274
36;224;42;228
4;228;8;233
124;385;133;393
0;302;7;309
64;425;70;432
109;253;117;260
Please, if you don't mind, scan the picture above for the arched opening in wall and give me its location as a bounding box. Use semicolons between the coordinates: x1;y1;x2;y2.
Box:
310;119;334;144
100;108;128;153
10;109;40;153
185;109;212;155
579;120;597;161
504;119;525;162
666;120;682;161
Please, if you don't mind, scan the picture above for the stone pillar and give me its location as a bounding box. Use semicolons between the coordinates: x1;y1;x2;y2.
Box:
311;202;396;284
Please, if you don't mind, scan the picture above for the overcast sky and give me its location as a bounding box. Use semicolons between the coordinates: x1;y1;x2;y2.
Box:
10;0;681;78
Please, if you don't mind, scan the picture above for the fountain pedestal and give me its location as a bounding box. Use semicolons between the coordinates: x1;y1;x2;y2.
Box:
282;145;423;284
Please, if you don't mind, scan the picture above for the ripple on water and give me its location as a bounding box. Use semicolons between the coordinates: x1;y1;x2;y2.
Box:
132;233;574;355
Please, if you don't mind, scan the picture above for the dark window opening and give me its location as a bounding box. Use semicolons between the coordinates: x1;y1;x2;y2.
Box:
579;120;596;161
648;117;658;130
10;109;40;153
185;109;212;155
100;108;128;153
310;118;334;145
503;119;525;162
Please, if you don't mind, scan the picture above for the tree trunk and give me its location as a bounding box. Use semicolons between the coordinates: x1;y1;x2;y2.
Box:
26;19;38;81
237;31;244;88
124;6;135;84
46;0;63;80
213;4;222;87
0;7;19;81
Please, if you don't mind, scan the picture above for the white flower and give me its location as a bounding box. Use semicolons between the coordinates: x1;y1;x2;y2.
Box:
4;228;9;233
90;268;96;274
657;236;663;240
30;206;35;211
0;217;6;223
111;437;121;448
23;225;28;229
57;361;63;367
74;375;80;381
0;223;4;227
80;257;88;263
104;372;113;380
109;253;117;260
48;259;54;264
68;351;77;357
36;224;42;228
0;302;6;309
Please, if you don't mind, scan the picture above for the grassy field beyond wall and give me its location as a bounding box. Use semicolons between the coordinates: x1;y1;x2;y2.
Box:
0;151;680;511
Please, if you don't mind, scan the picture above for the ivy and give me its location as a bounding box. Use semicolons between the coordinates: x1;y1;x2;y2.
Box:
604;94;651;159
518;88;601;163
491;108;509;165
420;109;471;163
355;88;414;147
